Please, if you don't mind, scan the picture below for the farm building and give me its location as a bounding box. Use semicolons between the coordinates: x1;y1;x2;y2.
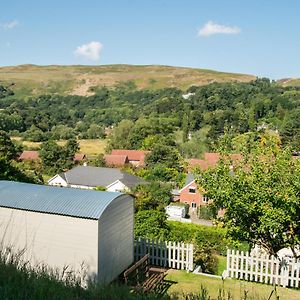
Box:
0;180;134;284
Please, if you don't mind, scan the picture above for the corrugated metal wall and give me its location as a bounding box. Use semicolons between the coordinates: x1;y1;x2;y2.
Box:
98;194;134;283
0;207;99;282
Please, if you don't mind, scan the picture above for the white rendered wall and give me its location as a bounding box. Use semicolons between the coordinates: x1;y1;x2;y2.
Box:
0;207;98;282
48;175;68;187
98;194;134;283
106;180;128;192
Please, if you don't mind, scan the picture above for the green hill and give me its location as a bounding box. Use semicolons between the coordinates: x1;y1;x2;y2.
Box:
279;77;300;87
0;64;255;97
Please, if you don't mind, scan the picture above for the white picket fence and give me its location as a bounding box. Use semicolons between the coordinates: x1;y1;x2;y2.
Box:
224;249;300;288
134;237;194;271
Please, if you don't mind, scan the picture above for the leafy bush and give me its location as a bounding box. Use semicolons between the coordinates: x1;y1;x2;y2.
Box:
197;206;215;220
168;222;248;256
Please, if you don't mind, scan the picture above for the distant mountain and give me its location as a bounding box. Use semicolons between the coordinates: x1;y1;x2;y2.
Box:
0;64;255;97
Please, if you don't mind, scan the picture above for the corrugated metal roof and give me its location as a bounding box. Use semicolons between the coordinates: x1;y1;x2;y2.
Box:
0;181;124;220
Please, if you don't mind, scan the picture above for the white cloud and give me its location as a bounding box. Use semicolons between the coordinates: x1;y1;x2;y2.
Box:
198;21;241;37
74;41;103;61
1;20;19;30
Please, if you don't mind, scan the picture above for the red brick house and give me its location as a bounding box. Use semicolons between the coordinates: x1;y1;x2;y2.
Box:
177;173;208;212
179;152;242;217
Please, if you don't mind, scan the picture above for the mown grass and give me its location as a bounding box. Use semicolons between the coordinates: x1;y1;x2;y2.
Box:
166;270;300;300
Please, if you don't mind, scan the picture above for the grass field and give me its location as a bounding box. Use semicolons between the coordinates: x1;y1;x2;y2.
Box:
0;64;255;97
14;138;108;157
166;270;300;300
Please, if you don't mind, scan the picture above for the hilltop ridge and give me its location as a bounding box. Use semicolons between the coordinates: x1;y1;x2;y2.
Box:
0;64;255;97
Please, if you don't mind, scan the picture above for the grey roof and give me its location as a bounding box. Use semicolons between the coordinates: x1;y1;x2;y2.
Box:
184;173;195;186
63;166;143;188
0;180;124;220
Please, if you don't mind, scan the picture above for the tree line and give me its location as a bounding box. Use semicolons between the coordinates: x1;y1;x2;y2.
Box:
0;78;300;150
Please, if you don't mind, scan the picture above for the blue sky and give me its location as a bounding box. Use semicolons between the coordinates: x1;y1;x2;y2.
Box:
0;0;299;79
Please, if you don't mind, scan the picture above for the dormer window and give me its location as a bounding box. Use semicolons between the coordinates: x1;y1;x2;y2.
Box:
189;187;196;193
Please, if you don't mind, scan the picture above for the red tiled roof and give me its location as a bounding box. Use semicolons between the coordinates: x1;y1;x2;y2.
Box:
187;152;243;170
204;152;220;166
186;159;209;171
230;153;243;162
19;151;40;160
74;153;86;161
104;154;129;167
111;149;150;162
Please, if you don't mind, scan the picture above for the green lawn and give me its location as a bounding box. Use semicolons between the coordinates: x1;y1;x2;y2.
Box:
166;270;300;300
216;255;227;276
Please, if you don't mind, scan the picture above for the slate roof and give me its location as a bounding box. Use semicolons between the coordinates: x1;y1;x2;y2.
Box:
0;180;124;220
62;166;143;189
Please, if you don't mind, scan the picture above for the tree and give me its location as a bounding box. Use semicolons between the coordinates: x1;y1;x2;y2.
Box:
145;144;183;172
64;138;79;160
134;210;170;240
0;131;18;160
133;182;172;211
197;149;300;257
0;157;35;183
107;120;134;150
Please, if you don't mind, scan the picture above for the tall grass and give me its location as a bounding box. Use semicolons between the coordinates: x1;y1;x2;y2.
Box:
0;247;280;300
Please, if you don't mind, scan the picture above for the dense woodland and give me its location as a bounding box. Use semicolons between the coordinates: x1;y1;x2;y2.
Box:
0;78;300;151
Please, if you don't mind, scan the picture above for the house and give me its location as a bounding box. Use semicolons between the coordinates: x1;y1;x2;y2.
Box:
19;150;40;161
180;152;242;216
74;153;86;162
0;180;134;284
19;151;86;163
177;173;208;212
186;152;242;171
104;154;129;167
48;166;144;192
110;149;150;167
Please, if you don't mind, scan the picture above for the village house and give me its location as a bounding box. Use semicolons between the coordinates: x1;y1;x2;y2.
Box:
19;150;40;161
173;152;242;216
48;165;144;192
104;154;129;167
19;150;86;163
110;149;150;167
173;173;209;213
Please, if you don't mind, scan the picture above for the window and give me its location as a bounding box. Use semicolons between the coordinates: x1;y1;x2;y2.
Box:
202;196;209;204
189;186;196;193
191;202;197;208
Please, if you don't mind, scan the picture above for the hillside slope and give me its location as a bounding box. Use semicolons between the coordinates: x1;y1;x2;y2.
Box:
0;64;255;97
279;78;300;87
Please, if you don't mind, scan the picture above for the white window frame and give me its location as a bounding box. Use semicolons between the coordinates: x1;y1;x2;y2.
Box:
202;196;209;204
189;186;196;194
